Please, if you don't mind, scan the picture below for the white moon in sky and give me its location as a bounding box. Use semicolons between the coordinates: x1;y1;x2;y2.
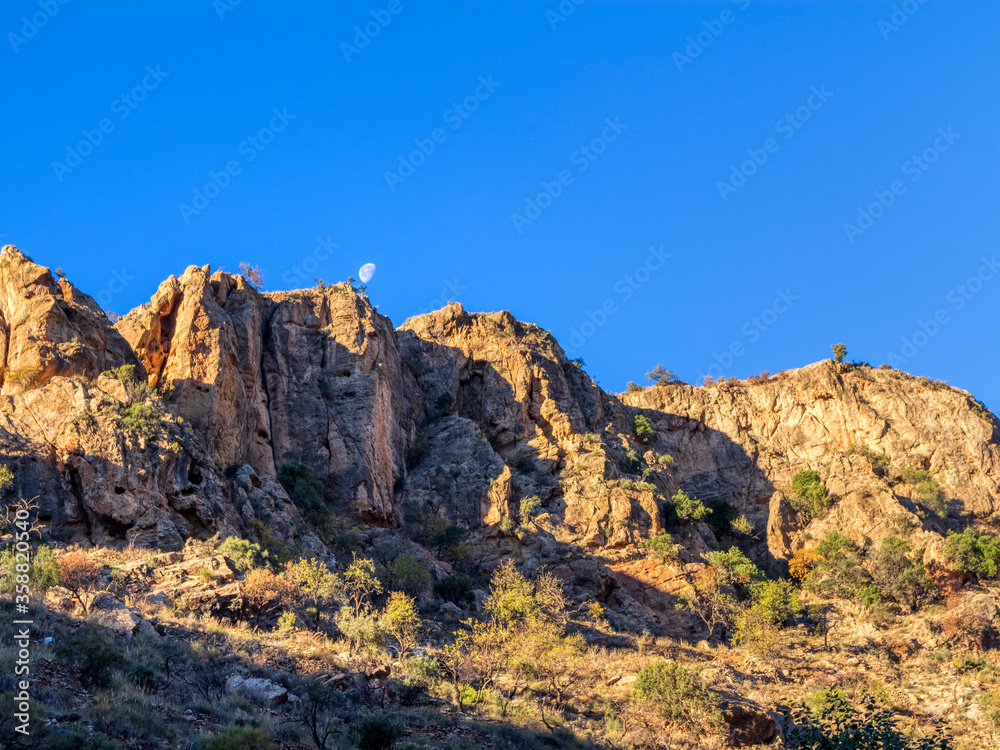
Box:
359;263;376;283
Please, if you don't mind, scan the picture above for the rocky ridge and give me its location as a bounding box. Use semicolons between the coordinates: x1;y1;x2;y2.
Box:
2;245;1000;635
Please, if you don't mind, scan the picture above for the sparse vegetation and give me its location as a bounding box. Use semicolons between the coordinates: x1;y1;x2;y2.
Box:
831;343;847;364
238;262;265;291
944;527;1000;579
790;469;831;518
646;364;677;385
671;489;710;522
633;414;654;443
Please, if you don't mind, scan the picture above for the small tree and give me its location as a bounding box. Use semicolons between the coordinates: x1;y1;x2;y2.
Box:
830;343;847;364
380;591;421;656
286;557;340;615
790;470;830;518
944;528;1000;579
672;489;710;522
239;262;265;291
634;414;655;443
341;553;383;617
632;661;722;728
643;532;678;563
58;553;103;614
646;364;678;386
241;569;300;625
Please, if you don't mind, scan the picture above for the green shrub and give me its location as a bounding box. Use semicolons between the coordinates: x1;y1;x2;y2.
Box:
672;489;710;522
5;365;43;390
624;449;642;474
706;546;763;595
943;528;1000;579
634;414;655;443
914;479;947;517
203;726;277;750
344;713;405;750
0;543;60;594
808;532;869;600
113;402;161;442
317;377;335;402
56;626;128;688
790;470;831;518
900;467;931;484
751;579;801;625
632;661;722;727
787;689;951;749
384;554;432;597
217;537;268;574
435;574;474;605
519;495;540;521
868;536;930;610
277;458;325;518
643;532;678;563
646;364;677;385
830;343;847;364
102;364;155;404
433;392;454;418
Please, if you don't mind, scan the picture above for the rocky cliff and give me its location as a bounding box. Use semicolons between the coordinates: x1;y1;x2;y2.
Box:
2;245;999;623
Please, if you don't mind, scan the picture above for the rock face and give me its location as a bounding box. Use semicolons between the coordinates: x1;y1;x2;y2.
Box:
2;244;1000;634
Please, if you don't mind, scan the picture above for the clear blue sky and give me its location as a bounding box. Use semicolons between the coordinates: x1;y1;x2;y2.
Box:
3;1;998;409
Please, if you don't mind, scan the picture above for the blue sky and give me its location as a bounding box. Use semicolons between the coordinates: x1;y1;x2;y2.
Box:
2;1;998;409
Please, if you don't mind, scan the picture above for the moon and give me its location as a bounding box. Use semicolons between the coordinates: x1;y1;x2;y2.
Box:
359;263;376;283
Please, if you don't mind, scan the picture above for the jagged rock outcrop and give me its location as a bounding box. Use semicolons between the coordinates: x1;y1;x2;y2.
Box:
2;244;1000;637
118;266;408;522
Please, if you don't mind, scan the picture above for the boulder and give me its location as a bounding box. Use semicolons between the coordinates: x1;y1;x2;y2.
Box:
225;676;289;705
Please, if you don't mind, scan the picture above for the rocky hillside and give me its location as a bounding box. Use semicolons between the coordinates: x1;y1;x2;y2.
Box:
6;244;1000;749
2;244;999;620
